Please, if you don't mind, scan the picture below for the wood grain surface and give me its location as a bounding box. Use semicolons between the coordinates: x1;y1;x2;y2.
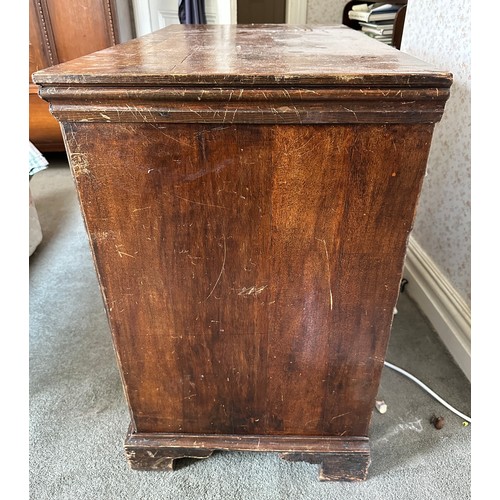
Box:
33;24;452;88
124;427;371;478
33;26;452;126
63;121;433;437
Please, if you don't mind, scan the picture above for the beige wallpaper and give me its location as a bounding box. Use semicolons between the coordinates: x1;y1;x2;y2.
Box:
306;0;345;24
401;0;471;305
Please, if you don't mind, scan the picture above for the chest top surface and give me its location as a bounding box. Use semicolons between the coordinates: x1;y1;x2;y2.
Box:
32;24;451;88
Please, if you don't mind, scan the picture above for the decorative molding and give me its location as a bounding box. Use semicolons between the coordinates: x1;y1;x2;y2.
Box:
36;86;451;124
35;0;57;65
104;0;118;45
202;0;218;23
286;0;308;24
206;13;217;24
403;235;471;380
158;9;180;28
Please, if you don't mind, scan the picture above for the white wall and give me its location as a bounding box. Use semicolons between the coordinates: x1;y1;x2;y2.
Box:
115;0;135;42
401;0;471;378
402;0;471;307
306;0;344;24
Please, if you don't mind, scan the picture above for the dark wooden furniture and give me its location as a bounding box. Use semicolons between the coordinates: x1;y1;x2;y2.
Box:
29;0;120;152
33;25;452;481
342;1;407;49
237;0;286;23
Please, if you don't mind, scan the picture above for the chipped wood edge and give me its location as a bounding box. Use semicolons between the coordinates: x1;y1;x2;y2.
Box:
281;448;371;482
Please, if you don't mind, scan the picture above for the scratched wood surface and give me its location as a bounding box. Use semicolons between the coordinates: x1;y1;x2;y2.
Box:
63;121;433;436
32;25;452;127
33;24;452;87
32;27;452;126
124;427;371;478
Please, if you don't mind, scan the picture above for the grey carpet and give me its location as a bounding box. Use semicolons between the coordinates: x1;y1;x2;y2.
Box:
29;158;471;500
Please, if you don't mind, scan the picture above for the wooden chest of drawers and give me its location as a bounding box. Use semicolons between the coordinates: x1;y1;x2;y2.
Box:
33;24;451;481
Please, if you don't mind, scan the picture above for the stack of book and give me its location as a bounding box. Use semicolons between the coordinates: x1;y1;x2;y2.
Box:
347;3;400;45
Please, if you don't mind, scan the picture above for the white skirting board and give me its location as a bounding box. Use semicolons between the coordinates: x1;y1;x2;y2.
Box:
403;236;471;381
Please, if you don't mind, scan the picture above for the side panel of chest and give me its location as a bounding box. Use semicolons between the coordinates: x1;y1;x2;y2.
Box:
63;121;433;437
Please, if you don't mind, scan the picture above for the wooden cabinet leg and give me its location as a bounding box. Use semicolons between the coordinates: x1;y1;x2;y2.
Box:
125;448;175;471
125;446;214;471
125;424;371;479
124;427;214;471
280;450;371;482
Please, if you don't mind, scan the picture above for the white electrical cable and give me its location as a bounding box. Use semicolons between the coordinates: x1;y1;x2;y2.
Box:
384;360;471;423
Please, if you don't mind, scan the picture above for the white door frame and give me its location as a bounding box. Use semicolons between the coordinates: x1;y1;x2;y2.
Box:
132;0;308;37
132;0;154;36
286;0;308;24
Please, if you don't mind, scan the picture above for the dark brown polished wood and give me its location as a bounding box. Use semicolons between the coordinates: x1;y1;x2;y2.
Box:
33;25;452;481
237;0;286;24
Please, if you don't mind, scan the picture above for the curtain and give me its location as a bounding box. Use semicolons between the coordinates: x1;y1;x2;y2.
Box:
178;0;207;24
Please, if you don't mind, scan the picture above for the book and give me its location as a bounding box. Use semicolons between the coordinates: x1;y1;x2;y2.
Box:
348;3;399;22
351;3;371;11
364;33;392;41
360;23;394;36
358;20;394;28
362;27;393;37
351;2;390;11
348;10;398;22
363;32;392;45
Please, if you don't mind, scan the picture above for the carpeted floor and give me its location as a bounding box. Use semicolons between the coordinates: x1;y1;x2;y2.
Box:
29;157;471;500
